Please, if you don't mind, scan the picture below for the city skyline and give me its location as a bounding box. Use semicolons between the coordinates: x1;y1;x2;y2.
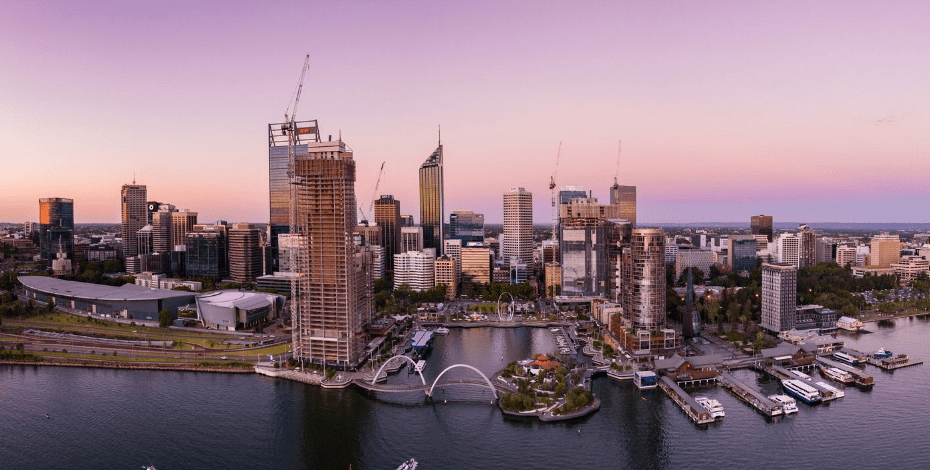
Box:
3;2;929;224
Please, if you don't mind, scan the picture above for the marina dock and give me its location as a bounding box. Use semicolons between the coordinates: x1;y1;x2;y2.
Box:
769;366;840;401
866;354;923;371
658;376;715;425
717;372;783;417
816;357;874;387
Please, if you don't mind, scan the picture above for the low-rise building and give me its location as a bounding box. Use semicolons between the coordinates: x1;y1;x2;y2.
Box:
195;290;284;331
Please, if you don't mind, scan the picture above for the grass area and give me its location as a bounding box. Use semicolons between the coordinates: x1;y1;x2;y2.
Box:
10;312;288;351
39;351;194;363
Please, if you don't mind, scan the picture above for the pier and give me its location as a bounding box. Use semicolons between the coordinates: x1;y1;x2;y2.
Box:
717;372;783;417
816;357;874;387
866;354;923;371
769;366;840;401
658;376;715;425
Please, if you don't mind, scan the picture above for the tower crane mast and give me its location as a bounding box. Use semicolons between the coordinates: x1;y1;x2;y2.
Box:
549;142;562;241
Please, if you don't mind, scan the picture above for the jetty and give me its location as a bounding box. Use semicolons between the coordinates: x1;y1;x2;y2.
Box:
658;376;715;424
717;372;783;417
816;357;874;388
866;353;923;371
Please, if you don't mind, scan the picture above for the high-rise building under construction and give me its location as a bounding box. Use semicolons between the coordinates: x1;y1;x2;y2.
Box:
284;127;373;368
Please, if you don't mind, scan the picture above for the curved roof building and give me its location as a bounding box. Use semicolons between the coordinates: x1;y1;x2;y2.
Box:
19;276;196;321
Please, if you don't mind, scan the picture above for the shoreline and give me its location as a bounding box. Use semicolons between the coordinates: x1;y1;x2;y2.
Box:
0;359;254;374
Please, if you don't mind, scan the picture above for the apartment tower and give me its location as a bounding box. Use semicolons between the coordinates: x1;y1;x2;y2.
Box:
761;263;797;333
291;135;373;368
38;197;74;265
503;187;534;270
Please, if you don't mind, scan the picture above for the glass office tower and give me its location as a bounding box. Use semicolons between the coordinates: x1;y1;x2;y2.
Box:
39;197;74;265
419;143;444;255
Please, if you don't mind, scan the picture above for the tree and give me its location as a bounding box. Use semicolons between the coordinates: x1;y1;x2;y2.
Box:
158;309;173;328
46;299;56;312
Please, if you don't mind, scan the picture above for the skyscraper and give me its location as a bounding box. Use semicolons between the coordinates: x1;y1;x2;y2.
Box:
870;233;901;266
185;224;228;281
38;197;74;266
621;228;666;331
152;205;176;253
374;195;401;277
727;235;757;272
121;183;147;258
777;233;800;267
609;181;636;227
171;210;198;250
798;224;816;268
762;263;797;333
419;140;444;255
449;210;485;243
751;215;774;242
267;120;318;272
401;226;424;253
503;187;533;270
229;223;263;283
291;136;373;368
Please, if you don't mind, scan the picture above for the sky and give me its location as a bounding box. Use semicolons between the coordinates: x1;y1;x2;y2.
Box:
2;1;929;225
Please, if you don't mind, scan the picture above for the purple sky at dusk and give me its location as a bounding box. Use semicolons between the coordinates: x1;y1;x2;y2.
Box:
2;1;928;225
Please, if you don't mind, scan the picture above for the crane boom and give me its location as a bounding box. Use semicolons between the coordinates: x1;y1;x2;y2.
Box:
614;140;622;184
366;162;386;221
285;54;309;372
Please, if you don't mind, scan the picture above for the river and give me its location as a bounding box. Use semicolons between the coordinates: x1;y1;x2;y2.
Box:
4;318;930;469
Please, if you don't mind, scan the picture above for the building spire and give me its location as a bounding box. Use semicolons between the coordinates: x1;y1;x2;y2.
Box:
438;124;441;147
133;172;136;184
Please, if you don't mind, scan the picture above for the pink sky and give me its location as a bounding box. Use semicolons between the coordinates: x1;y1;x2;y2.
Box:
2;1;928;224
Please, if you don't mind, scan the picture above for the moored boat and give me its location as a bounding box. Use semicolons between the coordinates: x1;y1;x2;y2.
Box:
434;326;450;335
818;364;854;385
832;351;860;366
396;458;418;470
695;396;725;418
781;379;821;405
768;394;799;414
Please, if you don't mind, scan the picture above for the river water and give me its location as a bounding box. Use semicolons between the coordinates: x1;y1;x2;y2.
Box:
4;318;930;469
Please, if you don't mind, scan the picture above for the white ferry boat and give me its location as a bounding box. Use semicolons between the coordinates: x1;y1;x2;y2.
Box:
832;351;860;366
434;327;450;335
789;369;811;380
768;394;799;414
781;379;822;405
414;359;426;373
694;396;725;418
818;364;854;385
815;381;844;399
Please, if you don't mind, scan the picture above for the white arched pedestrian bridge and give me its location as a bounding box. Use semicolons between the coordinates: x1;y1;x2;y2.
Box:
356;357;501;400
427;364;497;399
371;355;426;386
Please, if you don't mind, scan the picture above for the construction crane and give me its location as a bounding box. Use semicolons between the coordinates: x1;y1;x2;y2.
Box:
285;54;309;372
358;161;385;226
613;140;622;186
549;142;562;241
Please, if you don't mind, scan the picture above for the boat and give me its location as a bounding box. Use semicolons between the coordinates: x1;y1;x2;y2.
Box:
768;394;799;414
694;396;725;418
781;379;821;405
815;381;844;399
434;327;450;335
832;351;860;366
396;458;417;470
414;359;426;373
789;369;811;380
873;348;893;359
818;364;854;385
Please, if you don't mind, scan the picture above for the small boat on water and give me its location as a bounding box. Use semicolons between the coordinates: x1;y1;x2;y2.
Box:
873;348;893;359
434;327;450;335
818;364;854;385
694;396;725;418
816;381;844;399
832;351;860;367
768;394;799;414
396;458;417;470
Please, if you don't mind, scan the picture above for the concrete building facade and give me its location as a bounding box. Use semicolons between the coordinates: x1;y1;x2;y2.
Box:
762;263;797;333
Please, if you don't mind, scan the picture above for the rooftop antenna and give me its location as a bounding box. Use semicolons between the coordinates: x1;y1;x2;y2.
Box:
438;124;441;147
614;140;621;185
133;172;136;184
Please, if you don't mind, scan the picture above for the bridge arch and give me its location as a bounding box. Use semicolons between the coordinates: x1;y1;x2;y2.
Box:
427;364;497;399
372;355;426;386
